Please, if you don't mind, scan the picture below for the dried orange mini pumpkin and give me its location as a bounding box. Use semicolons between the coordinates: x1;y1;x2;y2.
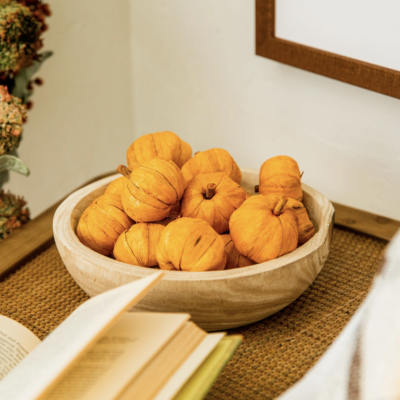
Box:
259;156;303;202
117;159;186;223
181;148;242;185
221;234;255;270
229;194;298;263
105;176;127;198
156;218;227;271
126;131;192;170
114;223;165;267
76;194;133;256
285;198;314;245
155;203;181;227
244;190;252;199
181;172;246;234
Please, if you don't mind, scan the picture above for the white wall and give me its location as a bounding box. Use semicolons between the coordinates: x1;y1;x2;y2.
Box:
3;0;134;218
4;1;399;221
130;1;400;220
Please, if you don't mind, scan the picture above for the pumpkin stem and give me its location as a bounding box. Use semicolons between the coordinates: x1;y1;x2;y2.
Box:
300;171;304;178
117;165;132;179
255;185;259;193
205;183;217;199
273;196;288;216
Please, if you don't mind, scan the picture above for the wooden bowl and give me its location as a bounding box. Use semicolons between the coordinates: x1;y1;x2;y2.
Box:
54;169;334;331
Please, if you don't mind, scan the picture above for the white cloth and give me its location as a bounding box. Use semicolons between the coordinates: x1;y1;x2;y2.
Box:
279;229;400;400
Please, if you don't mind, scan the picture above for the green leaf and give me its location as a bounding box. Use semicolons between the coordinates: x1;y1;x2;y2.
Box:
11;51;53;103
0;155;30;176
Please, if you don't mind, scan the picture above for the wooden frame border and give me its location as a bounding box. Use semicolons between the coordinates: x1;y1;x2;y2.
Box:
256;0;400;99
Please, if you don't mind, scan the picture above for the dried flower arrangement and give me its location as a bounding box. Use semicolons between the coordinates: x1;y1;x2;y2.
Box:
0;189;29;239
0;85;26;155
0;0;51;240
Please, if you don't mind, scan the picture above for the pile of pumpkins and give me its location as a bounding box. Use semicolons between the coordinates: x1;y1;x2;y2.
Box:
76;131;314;272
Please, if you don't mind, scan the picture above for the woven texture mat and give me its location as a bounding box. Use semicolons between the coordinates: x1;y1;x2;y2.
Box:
0;227;387;399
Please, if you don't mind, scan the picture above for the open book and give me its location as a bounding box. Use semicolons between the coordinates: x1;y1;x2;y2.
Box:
0;272;241;400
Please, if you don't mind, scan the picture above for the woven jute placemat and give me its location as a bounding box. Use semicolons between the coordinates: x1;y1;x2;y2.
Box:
0;227;387;399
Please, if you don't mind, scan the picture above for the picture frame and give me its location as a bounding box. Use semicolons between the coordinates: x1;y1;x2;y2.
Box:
255;0;400;99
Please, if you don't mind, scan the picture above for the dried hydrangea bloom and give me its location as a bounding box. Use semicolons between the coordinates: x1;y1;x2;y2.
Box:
0;1;42;73
0;189;30;240
17;0;51;34
0;85;26;155
0;85;26;153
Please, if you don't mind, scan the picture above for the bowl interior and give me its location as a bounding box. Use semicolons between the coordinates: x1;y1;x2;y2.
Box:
71;172;319;234
70;172;322;275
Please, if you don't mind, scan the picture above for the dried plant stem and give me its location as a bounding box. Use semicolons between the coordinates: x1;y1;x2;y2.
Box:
205;183;217;199
273;197;288;216
116;165;132;179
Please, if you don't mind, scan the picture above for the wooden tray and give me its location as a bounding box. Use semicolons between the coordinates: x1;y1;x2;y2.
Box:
0;173;390;399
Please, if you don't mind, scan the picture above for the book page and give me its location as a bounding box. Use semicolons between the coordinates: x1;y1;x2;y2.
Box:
0;316;41;381
117;322;206;400
0;272;163;400
173;335;242;400
41;312;189;400
153;333;225;400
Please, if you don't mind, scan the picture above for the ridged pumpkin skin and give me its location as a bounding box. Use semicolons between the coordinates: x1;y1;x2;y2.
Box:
126;131;192;170
105;176;127;198
259;156;303;202
181;172;246;234
114;223;165;267
156;218;227;271
121;159;186;223
221;234;255;269
76;194;133;256
285;198;314;245
181;148;242;185
229;194;298;263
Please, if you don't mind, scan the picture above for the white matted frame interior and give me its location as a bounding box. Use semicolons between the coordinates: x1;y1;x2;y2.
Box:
275;0;400;71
